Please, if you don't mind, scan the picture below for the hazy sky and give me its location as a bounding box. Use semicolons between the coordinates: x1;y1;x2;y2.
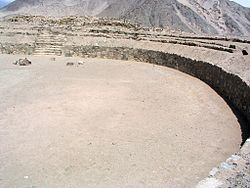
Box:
0;0;250;8
230;0;250;7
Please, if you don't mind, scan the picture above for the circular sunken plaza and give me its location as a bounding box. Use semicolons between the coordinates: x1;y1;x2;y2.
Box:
0;16;249;188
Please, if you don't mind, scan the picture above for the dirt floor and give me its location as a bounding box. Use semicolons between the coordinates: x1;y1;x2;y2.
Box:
0;55;241;188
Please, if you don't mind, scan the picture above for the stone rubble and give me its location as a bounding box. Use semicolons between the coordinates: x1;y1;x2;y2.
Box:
13;58;32;66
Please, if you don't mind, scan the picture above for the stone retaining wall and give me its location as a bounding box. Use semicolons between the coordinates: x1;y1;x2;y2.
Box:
0;43;35;55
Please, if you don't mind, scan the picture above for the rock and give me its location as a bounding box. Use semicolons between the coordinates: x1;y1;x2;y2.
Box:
220;162;234;170
65;52;73;57
66;61;85;66
229;44;236;49
209;168;219;176
78;60;84;65
14;58;32;66
66;62;74;66
242;50;248;55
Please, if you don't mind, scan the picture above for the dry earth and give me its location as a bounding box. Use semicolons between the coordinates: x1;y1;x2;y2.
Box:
0;55;241;188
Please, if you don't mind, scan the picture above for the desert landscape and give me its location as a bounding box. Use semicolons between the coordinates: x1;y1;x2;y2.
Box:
0;0;250;187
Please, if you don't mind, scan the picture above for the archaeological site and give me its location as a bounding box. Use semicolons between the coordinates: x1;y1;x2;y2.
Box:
0;0;250;188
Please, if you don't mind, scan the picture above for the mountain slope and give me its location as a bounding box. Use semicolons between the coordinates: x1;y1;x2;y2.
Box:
118;0;217;34
178;0;250;36
1;0;250;36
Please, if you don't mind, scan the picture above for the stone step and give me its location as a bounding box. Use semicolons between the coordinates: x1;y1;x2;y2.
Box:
35;43;63;45
36;38;65;42
36;40;64;43
34;34;66;56
35;45;63;48
34;48;62;51
34;49;62;52
36;37;65;40
34;49;62;53
35;41;64;44
33;53;62;56
35;45;62;48
36;44;64;47
37;35;64;37
34;51;62;53
37;35;65;38
33;52;62;55
35;49;62;53
36;38;64;41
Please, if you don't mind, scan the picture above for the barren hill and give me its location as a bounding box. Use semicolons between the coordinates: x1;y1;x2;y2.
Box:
1;0;250;36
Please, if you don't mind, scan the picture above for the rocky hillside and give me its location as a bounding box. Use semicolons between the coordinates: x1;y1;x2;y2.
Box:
1;0;250;36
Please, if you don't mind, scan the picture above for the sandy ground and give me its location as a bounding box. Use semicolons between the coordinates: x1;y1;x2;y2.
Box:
0;55;241;188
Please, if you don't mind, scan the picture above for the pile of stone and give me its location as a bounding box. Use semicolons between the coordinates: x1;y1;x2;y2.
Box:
13;58;32;66
66;61;84;66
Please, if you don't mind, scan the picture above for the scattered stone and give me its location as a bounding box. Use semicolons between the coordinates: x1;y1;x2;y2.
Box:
78;60;84;65
66;62;74;66
229;44;236;49
242;50;248;55
66;61;85;66
209;168;219;176
231;155;241;161
232;162;238;167
220;162;234;170
13;58;32;66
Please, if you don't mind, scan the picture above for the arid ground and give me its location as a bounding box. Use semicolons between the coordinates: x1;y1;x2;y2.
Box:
0;55;241;188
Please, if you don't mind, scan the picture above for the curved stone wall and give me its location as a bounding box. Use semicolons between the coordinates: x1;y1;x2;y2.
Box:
0;43;249;141
64;45;250;143
0;44;249;186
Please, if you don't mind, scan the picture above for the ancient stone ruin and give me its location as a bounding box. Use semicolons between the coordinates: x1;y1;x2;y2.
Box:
0;15;249;187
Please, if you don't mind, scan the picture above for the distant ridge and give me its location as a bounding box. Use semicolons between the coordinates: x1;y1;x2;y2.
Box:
1;0;250;36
